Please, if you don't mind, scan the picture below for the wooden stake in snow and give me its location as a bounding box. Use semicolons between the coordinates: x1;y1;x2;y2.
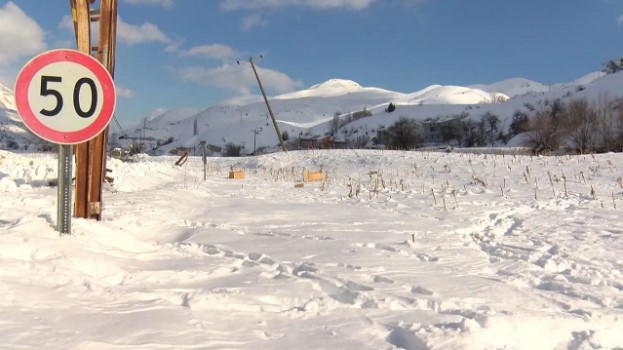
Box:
548;171;555;198
534;188;538;201
431;188;437;206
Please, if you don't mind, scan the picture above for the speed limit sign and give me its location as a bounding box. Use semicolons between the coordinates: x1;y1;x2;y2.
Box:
14;49;116;144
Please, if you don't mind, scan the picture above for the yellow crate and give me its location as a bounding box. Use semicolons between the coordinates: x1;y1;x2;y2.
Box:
228;170;245;179
303;170;323;182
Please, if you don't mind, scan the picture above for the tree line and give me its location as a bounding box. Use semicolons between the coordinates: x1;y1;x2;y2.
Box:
375;96;623;154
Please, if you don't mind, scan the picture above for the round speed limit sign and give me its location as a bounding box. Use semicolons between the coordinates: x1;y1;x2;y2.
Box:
14;49;116;144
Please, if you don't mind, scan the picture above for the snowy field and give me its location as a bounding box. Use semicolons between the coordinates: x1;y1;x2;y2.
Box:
1;149;623;349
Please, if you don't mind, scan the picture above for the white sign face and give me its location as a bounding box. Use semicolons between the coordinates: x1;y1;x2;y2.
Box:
14;49;116;144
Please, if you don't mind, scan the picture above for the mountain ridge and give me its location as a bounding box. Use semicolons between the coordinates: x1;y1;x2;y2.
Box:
2;71;622;153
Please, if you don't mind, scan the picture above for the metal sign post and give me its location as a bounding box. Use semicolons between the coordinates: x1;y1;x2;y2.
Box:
57;145;73;234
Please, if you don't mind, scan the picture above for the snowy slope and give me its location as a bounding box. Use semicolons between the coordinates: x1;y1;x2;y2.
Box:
6;71;623;153
122;78;515;153
470;78;549;98
0;82;16;111
1;149;623;349
0;84;48;150
126;79;405;153
397;85;507;105
111;71;623;154
275;78;401;99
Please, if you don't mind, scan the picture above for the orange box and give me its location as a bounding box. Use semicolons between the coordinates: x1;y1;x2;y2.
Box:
228;170;245;179
303;170;323;182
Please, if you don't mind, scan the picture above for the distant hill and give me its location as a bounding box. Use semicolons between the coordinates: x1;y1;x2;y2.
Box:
3;71;623;154
0;83;44;150
0;83;16;110
111;71;623;155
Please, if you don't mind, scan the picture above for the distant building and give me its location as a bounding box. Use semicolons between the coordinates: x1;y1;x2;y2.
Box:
299;136;347;149
603;57;623;74
420;117;464;144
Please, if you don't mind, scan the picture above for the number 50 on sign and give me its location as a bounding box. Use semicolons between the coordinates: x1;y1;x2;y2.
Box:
14;49;116;144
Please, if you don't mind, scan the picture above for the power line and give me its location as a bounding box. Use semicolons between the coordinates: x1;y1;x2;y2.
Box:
111;114;127;138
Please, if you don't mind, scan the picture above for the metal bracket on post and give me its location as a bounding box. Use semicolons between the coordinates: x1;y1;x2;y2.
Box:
57;144;73;234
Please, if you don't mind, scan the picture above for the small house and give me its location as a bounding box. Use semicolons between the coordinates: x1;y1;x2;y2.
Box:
603;58;623;74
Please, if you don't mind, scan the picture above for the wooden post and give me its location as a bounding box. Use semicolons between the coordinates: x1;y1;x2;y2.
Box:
70;0;117;220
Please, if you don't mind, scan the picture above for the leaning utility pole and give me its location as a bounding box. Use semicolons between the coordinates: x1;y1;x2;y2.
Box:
248;57;287;152
69;0;117;220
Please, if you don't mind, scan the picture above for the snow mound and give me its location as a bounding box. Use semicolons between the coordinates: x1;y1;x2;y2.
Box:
569;71;605;86
470;78;548;98
276;79;366;99
399;85;506;105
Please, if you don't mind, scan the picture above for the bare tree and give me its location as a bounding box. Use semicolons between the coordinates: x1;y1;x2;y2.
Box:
509;110;531;137
224;143;242;157
383;117;423;150
595;94;621;152
564;99;597;154
527;109;560;153
481;112;500;146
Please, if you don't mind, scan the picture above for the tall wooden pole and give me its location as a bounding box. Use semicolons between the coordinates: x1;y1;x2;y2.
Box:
70;0;117;220
249;58;287;152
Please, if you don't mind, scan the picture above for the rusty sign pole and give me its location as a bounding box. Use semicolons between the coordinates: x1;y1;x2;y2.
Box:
70;0;117;220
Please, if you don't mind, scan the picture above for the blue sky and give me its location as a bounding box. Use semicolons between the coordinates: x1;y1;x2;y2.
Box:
1;0;622;123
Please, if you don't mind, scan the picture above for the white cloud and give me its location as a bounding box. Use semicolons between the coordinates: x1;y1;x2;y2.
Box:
116;86;134;98
123;0;174;8
242;14;268;30
220;0;378;11
58;15;74;31
117;17;171;45
0;2;46;64
618;14;623;25
180;44;239;60
177;63;303;95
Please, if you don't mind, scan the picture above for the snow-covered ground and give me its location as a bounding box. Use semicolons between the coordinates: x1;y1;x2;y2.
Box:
1;149;622;349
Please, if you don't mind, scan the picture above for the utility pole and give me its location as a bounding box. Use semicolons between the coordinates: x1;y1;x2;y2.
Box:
200;140;207;181
252;127;262;154
248;57;287;152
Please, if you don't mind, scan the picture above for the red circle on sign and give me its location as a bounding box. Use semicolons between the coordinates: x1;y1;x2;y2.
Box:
14;49;116;144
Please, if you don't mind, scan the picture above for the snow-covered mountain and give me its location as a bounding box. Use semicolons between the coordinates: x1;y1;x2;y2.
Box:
112;71;623;154
116;77;515;153
0;83;44;150
3;71;623;153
